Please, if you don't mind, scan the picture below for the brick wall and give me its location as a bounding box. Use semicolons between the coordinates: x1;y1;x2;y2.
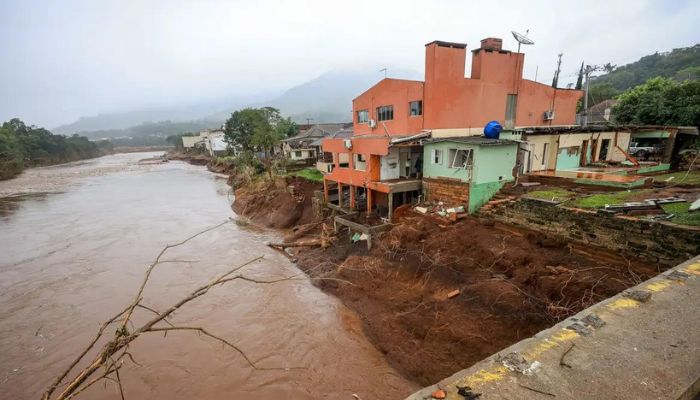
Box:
423;177;469;205
487;197;700;266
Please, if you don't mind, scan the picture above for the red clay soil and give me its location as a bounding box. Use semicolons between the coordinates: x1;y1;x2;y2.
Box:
232;176;322;229
293;210;662;386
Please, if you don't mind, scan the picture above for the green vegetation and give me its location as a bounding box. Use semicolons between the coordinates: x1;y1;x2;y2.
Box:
76;120;215;147
287;167;323;182
525;188;574;201
650;170;700;186
0;118;110;180
565;190;650;209
661;202;700;226
586;44;700;104
224;107;299;178
613;78;700;126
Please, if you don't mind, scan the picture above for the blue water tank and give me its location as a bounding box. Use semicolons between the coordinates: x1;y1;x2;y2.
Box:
483;121;503;139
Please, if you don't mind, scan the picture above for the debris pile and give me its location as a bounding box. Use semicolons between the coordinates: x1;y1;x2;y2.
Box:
414;201;467;222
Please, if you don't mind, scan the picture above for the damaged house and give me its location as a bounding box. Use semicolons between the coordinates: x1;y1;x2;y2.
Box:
322;37;582;217
281;123;349;165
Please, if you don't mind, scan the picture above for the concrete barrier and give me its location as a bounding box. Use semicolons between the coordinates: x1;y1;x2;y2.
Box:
406;256;700;400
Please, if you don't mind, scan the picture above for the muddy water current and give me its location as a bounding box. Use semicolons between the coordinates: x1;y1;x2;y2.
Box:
0;153;417;399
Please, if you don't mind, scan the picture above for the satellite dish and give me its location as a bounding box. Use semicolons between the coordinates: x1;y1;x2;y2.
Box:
512;30;534;53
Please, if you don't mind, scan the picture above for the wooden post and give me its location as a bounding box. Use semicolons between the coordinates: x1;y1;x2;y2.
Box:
388;192;394;222
337;183;343;208
323;179;329;203
367;189;373;214
350;185;356;210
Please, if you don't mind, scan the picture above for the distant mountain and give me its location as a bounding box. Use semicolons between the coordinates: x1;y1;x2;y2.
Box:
245;68;422;123
54;67;422;139
586;44;699;105
51;93;275;136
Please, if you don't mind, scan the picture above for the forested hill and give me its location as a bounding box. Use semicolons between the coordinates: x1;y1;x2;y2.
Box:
0;119;112;180
590;44;699;92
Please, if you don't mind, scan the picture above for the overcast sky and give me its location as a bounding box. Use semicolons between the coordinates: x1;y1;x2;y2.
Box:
1;0;698;128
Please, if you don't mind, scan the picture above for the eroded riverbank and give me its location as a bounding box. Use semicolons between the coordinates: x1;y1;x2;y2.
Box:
0;153;417;399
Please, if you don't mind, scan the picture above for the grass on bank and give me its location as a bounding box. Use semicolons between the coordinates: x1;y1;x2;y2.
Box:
287;167;324;183
650;170;700;186
525;188;575;202
565;190;651;209
660;202;700;226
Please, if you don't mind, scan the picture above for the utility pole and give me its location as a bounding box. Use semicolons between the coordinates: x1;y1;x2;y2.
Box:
582;64;603;126
552;53;563;88
305;118;314;126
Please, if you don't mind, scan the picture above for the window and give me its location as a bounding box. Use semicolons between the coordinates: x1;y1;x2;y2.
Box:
357;109;369;123
354;153;366;171
294;151;302;158
541;143;549;165
448;148;473;169
432;149;442;165
376;105;394;121
409;100;422;116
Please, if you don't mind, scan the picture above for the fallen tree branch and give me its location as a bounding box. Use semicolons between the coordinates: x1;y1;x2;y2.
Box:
41;220;312;400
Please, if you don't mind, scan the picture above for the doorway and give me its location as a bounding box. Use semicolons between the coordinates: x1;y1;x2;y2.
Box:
599;139;611;160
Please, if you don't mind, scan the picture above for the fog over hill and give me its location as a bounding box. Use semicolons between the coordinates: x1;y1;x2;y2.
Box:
52;67;421;137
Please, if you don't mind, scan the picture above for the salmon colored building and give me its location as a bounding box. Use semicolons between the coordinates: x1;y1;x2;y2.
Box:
322;37;583;216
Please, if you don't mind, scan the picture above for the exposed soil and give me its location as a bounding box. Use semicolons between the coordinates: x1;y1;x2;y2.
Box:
290;210;662;386
228;174;665;386
232;176;322;229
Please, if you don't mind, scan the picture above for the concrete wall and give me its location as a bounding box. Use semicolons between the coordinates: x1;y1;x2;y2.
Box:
471;144;518;184
352;78;425;136
526;131;632;171
488;198;700;265
422;141;472;182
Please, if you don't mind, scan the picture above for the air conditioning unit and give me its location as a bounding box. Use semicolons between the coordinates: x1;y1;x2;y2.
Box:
368;119;377;128
343;139;353;149
543;110;555;120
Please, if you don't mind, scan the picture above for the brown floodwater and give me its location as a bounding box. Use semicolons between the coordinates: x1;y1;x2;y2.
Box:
0;153;417;399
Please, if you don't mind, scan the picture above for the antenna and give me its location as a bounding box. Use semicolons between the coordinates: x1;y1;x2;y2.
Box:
511;30;534;53
380;68;387;78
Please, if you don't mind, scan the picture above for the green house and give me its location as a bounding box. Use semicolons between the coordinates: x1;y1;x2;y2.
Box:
422;136;518;213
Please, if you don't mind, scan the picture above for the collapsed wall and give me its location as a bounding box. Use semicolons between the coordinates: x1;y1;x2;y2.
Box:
484;197;700;266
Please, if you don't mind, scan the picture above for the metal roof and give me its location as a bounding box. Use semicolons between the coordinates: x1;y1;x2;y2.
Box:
424;136;516;146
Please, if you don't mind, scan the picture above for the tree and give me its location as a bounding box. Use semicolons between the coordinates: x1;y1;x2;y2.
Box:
224;108;265;151
250;107;285;179
275;117;299;138
613;77;700;126
575;62;584;90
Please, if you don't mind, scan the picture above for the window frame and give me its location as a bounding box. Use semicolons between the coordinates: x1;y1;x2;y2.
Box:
356;109;369;124
448;148;473;170
376;105;394;121
432;149;442;165
409;100;423;117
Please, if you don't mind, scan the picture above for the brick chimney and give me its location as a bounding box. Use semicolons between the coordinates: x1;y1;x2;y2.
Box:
480;37;502;51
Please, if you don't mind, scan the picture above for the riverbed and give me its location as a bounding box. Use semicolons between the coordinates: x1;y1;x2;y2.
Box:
0;153;417;399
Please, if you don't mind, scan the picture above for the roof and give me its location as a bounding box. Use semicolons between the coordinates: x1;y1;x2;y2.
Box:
425;40;467;49
518;125;699;135
424;136;516;146
309;127;354;147
281;123;348;142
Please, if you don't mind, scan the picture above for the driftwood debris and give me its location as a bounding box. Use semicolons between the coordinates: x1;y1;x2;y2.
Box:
41;220;305;400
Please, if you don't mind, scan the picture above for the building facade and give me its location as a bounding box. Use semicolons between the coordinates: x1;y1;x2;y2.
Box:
322;37;583;215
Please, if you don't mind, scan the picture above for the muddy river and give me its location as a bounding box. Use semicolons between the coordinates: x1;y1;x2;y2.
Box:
0;153;417;399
